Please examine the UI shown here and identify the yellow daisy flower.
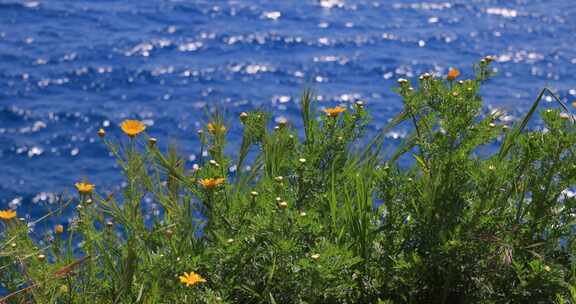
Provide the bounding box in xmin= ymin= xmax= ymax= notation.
xmin=179 ymin=272 xmax=206 ymax=287
xmin=75 ymin=182 xmax=95 ymax=195
xmin=199 ymin=178 xmax=226 ymax=190
xmin=447 ymin=68 xmax=460 ymax=81
xmin=323 ymin=106 xmax=346 ymax=118
xmin=120 ymin=120 xmax=146 ymax=138
xmin=0 ymin=210 xmax=16 ymax=221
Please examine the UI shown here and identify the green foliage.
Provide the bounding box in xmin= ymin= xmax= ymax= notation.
xmin=1 ymin=60 xmax=576 ymax=303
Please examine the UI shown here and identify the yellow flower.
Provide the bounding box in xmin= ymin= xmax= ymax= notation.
xmin=447 ymin=68 xmax=460 ymax=81
xmin=323 ymin=106 xmax=346 ymax=118
xmin=179 ymin=272 xmax=206 ymax=287
xmin=207 ymin=122 xmax=226 ymax=134
xmin=199 ymin=177 xmax=226 ymax=189
xmin=0 ymin=210 xmax=16 ymax=220
xmin=120 ymin=120 xmax=146 ymax=138
xmin=75 ymin=182 xmax=95 ymax=195
xmin=97 ymin=128 xmax=106 ymax=138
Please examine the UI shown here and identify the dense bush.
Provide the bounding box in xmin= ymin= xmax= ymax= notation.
xmin=1 ymin=60 xmax=576 ymax=303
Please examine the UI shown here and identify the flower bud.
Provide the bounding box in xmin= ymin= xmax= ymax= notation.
xmin=148 ymin=137 xmax=157 ymax=147
xmin=239 ymin=112 xmax=248 ymax=123
xmin=54 ymin=224 xmax=64 ymax=234
xmin=277 ymin=118 xmax=288 ymax=128
xmin=165 ymin=229 xmax=174 ymax=239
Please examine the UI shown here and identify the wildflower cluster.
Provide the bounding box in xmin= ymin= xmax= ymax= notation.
xmin=1 ymin=60 xmax=576 ymax=303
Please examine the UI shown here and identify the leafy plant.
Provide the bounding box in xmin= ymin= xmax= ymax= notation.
xmin=1 ymin=59 xmax=575 ymax=304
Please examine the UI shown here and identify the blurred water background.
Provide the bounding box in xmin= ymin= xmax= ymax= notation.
xmin=1 ymin=0 xmax=575 ymax=229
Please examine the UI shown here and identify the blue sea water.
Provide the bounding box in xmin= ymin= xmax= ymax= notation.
xmin=0 ymin=0 xmax=575 ymax=228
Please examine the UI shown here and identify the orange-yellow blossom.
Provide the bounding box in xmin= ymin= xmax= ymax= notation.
xmin=120 ymin=120 xmax=146 ymax=138
xmin=323 ymin=106 xmax=346 ymax=118
xmin=179 ymin=272 xmax=206 ymax=287
xmin=199 ymin=177 xmax=225 ymax=189
xmin=0 ymin=210 xmax=16 ymax=220
xmin=75 ymin=182 xmax=95 ymax=195
xmin=447 ymin=68 xmax=460 ymax=81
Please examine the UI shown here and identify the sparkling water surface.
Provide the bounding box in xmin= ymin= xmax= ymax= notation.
xmin=1 ymin=0 xmax=575 ymax=228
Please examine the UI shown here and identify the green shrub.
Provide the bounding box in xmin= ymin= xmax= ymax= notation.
xmin=1 ymin=59 xmax=576 ymax=303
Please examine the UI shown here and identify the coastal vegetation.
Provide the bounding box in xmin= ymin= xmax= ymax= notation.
xmin=1 ymin=59 xmax=576 ymax=303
